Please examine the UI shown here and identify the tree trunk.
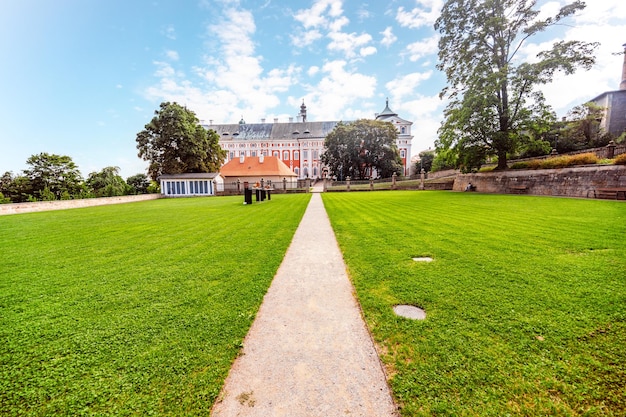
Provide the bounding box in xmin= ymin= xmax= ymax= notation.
xmin=496 ymin=149 xmax=508 ymax=170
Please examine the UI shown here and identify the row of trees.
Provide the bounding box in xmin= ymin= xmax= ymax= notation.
xmin=426 ymin=101 xmax=621 ymax=173
xmin=433 ymin=0 xmax=601 ymax=173
xmin=0 ymin=153 xmax=155 ymax=204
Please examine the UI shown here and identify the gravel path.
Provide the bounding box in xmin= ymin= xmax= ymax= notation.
xmin=211 ymin=192 xmax=397 ymax=417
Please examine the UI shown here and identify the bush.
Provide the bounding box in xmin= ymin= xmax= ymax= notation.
xmin=614 ymin=153 xmax=626 ymax=165
xmin=560 ymin=152 xmax=598 ymax=166
xmin=510 ymin=153 xmax=598 ymax=170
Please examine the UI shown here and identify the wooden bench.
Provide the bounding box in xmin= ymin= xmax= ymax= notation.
xmin=595 ymin=188 xmax=626 ymax=200
xmin=509 ymin=185 xmax=528 ymax=194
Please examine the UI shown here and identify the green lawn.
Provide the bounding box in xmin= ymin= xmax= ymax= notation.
xmin=0 ymin=194 xmax=310 ymax=416
xmin=322 ymin=191 xmax=626 ymax=417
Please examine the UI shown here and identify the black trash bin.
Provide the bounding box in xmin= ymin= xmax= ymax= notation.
xmin=244 ymin=188 xmax=252 ymax=204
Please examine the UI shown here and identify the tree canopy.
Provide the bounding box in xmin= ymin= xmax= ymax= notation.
xmin=1 ymin=156 xmax=152 ymax=203
xmin=321 ymin=119 xmax=402 ymax=180
xmin=136 ymin=102 xmax=226 ymax=180
xmin=434 ymin=0 xmax=598 ymax=172
xmin=23 ymin=153 xmax=84 ymax=200
xmin=86 ymin=166 xmax=131 ymax=197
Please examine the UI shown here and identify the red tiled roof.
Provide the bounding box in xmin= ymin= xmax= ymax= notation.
xmin=219 ymin=156 xmax=297 ymax=177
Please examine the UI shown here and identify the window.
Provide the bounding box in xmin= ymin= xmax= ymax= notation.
xmin=251 ymin=150 xmax=257 ymax=157
xmin=313 ymin=166 xmax=318 ymax=177
xmin=313 ymin=150 xmax=319 ymax=159
xmin=401 ymin=126 xmax=406 ymax=134
xmin=273 ymin=151 xmax=279 ymax=157
xmin=295 ymin=167 xmax=300 ymax=176
xmin=303 ymin=150 xmax=308 ymax=159
xmin=283 ymin=150 xmax=289 ymax=160
xmin=294 ymin=151 xmax=299 ymax=160
xmin=400 ymin=149 xmax=406 ymax=158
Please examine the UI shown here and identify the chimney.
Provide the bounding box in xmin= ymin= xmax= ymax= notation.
xmin=621 ymin=43 xmax=626 ymax=90
xmin=261 ymin=118 xmax=266 ymax=123
xmin=209 ymin=120 xmax=213 ymax=125
xmin=239 ymin=154 xmax=245 ymax=163
xmin=274 ymin=118 xmax=278 ymax=123
xmin=259 ymin=154 xmax=264 ymax=163
xmin=289 ymin=117 xmax=293 ymax=122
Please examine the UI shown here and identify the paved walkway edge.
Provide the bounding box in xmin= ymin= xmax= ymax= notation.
xmin=211 ymin=193 xmax=397 ymax=417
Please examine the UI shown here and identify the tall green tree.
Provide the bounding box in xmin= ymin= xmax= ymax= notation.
xmin=435 ymin=0 xmax=598 ymax=171
xmin=416 ymin=149 xmax=435 ymax=173
xmin=557 ymin=102 xmax=611 ymax=152
xmin=126 ymin=173 xmax=151 ymax=194
xmin=136 ymin=102 xmax=226 ymax=180
xmin=23 ymin=153 xmax=84 ymax=200
xmin=86 ymin=166 xmax=130 ymax=197
xmin=321 ymin=119 xmax=402 ymax=180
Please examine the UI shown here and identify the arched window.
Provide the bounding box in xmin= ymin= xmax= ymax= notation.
xmin=294 ymin=151 xmax=300 ymax=160
xmin=401 ymin=126 xmax=406 ymax=134
xmin=283 ymin=150 xmax=289 ymax=160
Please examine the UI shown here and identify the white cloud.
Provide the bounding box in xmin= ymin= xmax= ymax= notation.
xmin=165 ymin=50 xmax=179 ymax=61
xmin=405 ymin=35 xmax=439 ymax=62
xmin=162 ymin=24 xmax=176 ymax=40
xmin=145 ymin=4 xmax=301 ymax=124
xmin=380 ymin=26 xmax=397 ymax=47
xmin=396 ymin=0 xmax=444 ymax=29
xmin=327 ymin=31 xmax=373 ymax=58
xmin=293 ymin=0 xmax=343 ymax=29
xmin=385 ymin=71 xmax=433 ymax=101
xmin=291 ymin=29 xmax=323 ymax=47
xmin=360 ymin=46 xmax=377 ymax=57
xmin=292 ymin=0 xmax=375 ymax=61
xmin=301 ymin=60 xmax=377 ymax=120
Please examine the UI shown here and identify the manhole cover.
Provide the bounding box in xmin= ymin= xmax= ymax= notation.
xmin=393 ymin=305 xmax=426 ymax=320
xmin=412 ymin=257 xmax=433 ymax=262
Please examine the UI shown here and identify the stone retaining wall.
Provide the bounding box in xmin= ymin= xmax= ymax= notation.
xmin=0 ymin=194 xmax=162 ymax=216
xmin=454 ymin=165 xmax=626 ymax=198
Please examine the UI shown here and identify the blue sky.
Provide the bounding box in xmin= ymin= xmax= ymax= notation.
xmin=1 ymin=0 xmax=625 ymax=178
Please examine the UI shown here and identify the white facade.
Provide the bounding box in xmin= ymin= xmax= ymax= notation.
xmin=158 ymin=173 xmax=224 ymax=197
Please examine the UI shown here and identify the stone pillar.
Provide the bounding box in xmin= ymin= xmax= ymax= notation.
xmin=369 ymin=178 xmax=374 ymax=191
xmin=237 ymin=178 xmax=241 ymax=193
xmin=323 ymin=177 xmax=328 ymax=192
xmin=346 ymin=176 xmax=351 ymax=192
xmin=392 ymin=172 xmax=397 ymax=190
xmin=419 ymin=169 xmax=425 ymax=190
xmin=283 ymin=177 xmax=287 ymax=191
